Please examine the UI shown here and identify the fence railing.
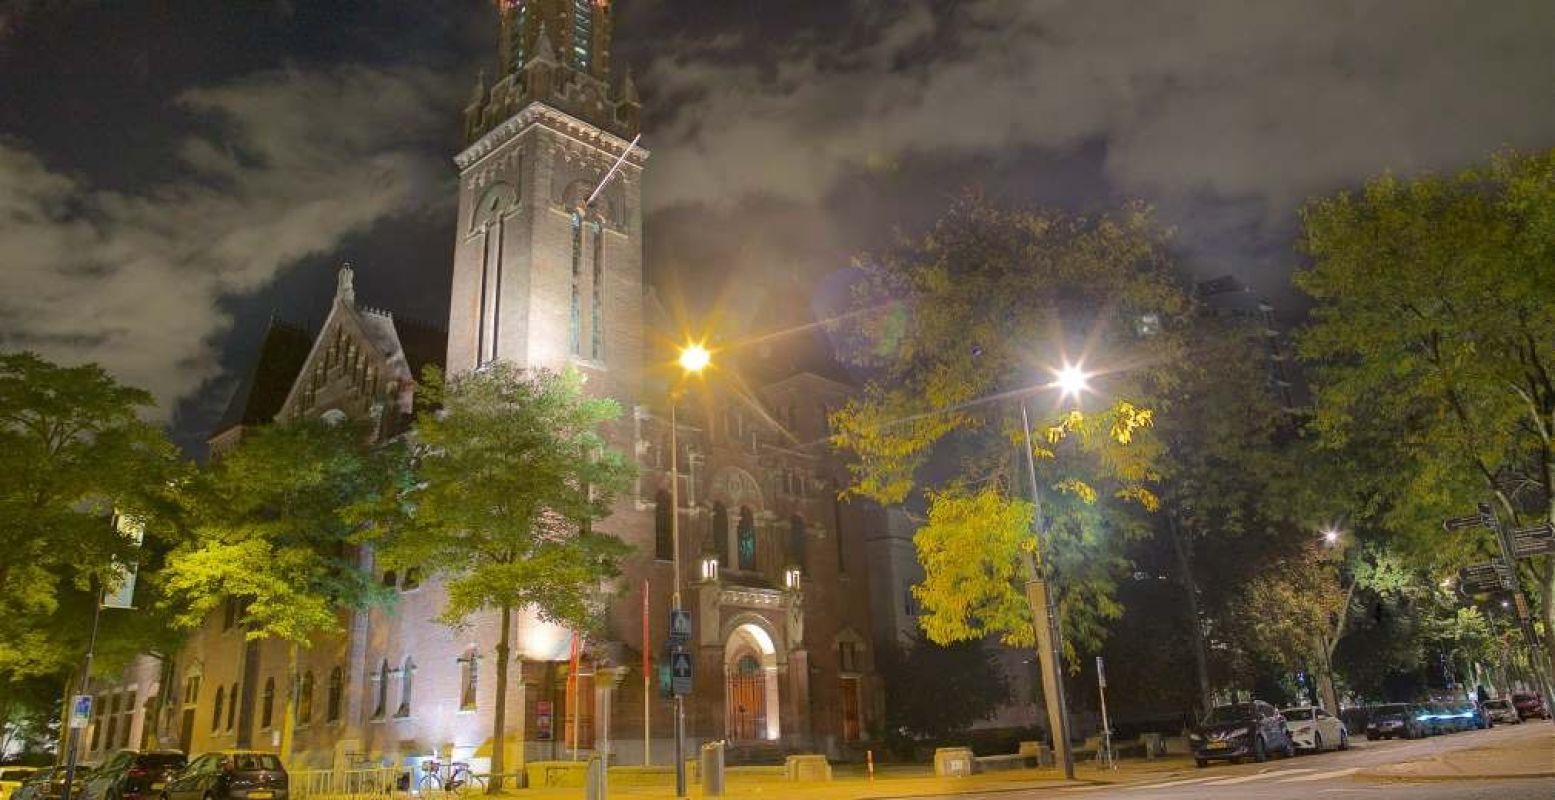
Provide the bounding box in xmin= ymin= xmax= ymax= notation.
xmin=290 ymin=766 xmax=405 ymax=800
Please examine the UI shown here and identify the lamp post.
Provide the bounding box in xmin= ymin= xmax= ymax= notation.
xmin=669 ymin=343 xmax=709 ymax=799
xmin=1016 ymin=360 xmax=1088 ymax=781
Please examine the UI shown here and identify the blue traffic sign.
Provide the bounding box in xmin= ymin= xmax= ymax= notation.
xmin=670 ymin=648 xmax=694 ymax=696
xmin=668 ymin=609 xmax=693 ymax=643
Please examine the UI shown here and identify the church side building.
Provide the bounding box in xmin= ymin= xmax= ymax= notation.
xmin=80 ymin=0 xmax=881 ymax=774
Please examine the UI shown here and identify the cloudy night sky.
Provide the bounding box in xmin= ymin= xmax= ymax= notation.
xmin=2 ymin=0 xmax=1553 ymax=449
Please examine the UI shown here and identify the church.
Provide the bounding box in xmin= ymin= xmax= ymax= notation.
xmin=80 ymin=0 xmax=884 ymax=775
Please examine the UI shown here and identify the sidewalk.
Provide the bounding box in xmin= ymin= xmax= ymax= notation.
xmin=499 ymin=755 xmax=1195 ymax=799
xmin=1359 ymin=725 xmax=1555 ymax=782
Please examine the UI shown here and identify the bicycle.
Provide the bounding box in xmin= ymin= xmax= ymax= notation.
xmin=415 ymin=760 xmax=485 ymax=796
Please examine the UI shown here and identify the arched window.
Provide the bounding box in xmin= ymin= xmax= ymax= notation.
xmin=654 ymin=490 xmax=673 ymax=561
xmin=227 ymin=682 xmax=238 ymax=730
xmin=326 ymin=667 xmax=343 ymax=723
xmin=570 ymin=212 xmax=583 ymax=356
xmin=261 ymin=678 xmax=275 ymax=729
xmin=211 ymin=686 xmax=225 ymax=732
xmin=396 ymin=658 xmax=414 ymax=718
xmin=712 ymin=503 xmax=730 ymax=565
xmin=571 ymin=0 xmax=595 ymax=71
xmin=372 ymin=660 xmax=389 ymax=719
xmin=382 ymin=570 xmax=397 ymax=587
xmin=590 ymin=220 xmax=604 ymax=360
xmin=401 ymin=567 xmax=421 ymax=591
xmin=789 ymin=515 xmax=806 ymax=568
xmin=737 ymin=507 xmax=756 ymax=571
xmin=460 ymin=650 xmax=479 ymax=710
xmin=298 ymin=671 xmax=314 ymax=724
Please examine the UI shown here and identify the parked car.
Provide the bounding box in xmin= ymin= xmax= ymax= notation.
xmin=1279 ymin=705 xmax=1348 ymax=752
xmin=9 ymin=770 xmax=53 ymax=800
xmin=1365 ymin=703 xmax=1426 ymax=740
xmin=2 ymin=769 xmax=41 ymax=800
xmin=1189 ymin=701 xmax=1295 ymax=767
xmin=1418 ymin=702 xmax=1456 ymax=735
xmin=1484 ymin=698 xmax=1522 ymax=725
xmin=83 ymin=751 xmax=186 ymax=800
xmin=1511 ymin=692 xmax=1550 ymax=720
xmin=161 ymin=752 xmax=286 ymax=800
xmin=1454 ymin=701 xmax=1490 ymax=730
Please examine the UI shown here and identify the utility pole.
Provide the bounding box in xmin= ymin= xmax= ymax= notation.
xmin=59 ymin=597 xmax=104 ymax=800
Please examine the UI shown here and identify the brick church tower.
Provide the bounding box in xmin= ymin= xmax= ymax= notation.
xmin=447 ymin=0 xmax=645 ymax=402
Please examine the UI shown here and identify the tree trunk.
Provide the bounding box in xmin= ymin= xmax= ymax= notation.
xmin=1168 ymin=515 xmax=1212 ymax=715
xmin=489 ymin=604 xmax=512 ymax=794
xmin=1541 ymin=566 xmax=1555 ymax=689
xmin=279 ymin=642 xmax=299 ymax=767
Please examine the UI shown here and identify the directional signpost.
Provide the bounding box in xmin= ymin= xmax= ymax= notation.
xmin=1444 ymin=503 xmax=1555 ymax=727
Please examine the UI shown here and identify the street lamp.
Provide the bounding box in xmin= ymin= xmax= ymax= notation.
xmin=668 ymin=342 xmax=708 ymax=799
xmin=1322 ymin=528 xmax=1341 ymax=546
xmin=1018 ymin=360 xmax=1093 ymax=782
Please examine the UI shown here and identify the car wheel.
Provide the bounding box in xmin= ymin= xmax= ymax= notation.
xmin=1253 ymin=736 xmax=1268 ymax=763
xmin=1338 ymin=729 xmax=1349 ymax=751
xmin=1312 ymin=732 xmax=1323 ymax=753
xmin=1194 ymin=759 xmax=1208 ymax=769
xmin=1282 ymin=738 xmax=1295 ymax=759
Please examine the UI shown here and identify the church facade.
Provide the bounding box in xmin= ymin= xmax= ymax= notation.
xmin=81 ymin=0 xmax=883 ymax=774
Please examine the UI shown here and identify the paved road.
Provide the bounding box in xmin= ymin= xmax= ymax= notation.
xmin=920 ymin=723 xmax=1552 ymax=800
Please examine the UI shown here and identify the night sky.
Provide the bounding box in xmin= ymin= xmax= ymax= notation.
xmin=2 ymin=1 xmax=1553 ymax=450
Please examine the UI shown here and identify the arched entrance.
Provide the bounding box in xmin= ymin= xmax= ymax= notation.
xmin=724 ymin=622 xmax=781 ymax=742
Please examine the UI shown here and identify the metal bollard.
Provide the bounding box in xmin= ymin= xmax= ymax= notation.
xmin=700 ymin=740 xmax=726 ymax=797
xmin=584 ymin=754 xmax=608 ymax=800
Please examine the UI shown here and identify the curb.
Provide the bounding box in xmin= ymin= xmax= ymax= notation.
xmin=1358 ymin=769 xmax=1555 ymax=783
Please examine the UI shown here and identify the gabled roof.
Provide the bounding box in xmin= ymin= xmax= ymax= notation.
xmin=213 ymin=319 xmax=313 ymax=435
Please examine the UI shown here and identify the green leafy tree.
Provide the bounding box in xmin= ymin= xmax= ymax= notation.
xmin=875 ymin=632 xmax=1009 ymax=748
xmin=162 ymin=418 xmax=405 ymax=761
xmin=0 ymin=352 xmax=180 ymax=743
xmin=380 ymin=364 xmax=633 ymax=791
xmin=1296 ymin=150 xmax=1555 ymax=671
xmin=832 ymin=194 xmax=1191 ymax=662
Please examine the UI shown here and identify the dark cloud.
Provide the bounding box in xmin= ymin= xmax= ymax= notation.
xmin=0 ymin=65 xmax=456 ymax=416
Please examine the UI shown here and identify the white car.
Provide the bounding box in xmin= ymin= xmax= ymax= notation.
xmin=1484 ymin=698 xmax=1521 ymax=725
xmin=1280 ymin=705 xmax=1348 ymax=752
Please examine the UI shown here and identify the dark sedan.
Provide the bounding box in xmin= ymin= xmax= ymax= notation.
xmin=1189 ymin=701 xmax=1295 ymax=767
xmin=161 ymin=753 xmax=285 ymax=800
xmin=82 ymin=751 xmax=186 ymax=800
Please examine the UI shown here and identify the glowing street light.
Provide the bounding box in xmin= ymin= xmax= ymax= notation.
xmin=1052 ymin=361 xmax=1092 ymax=400
xmin=1322 ymin=528 xmax=1341 ymax=546
xmin=678 ymin=343 xmax=710 ymax=374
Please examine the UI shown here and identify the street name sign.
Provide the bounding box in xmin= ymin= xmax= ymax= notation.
xmin=670 ymin=647 xmax=694 ymax=696
xmin=1458 ymin=562 xmax=1513 ymax=593
xmin=1443 ymin=514 xmax=1486 ymax=531
xmin=1510 ymin=523 xmax=1554 ymax=559
xmin=668 ymin=609 xmax=693 ymax=644
xmin=69 ymin=695 xmax=92 ymax=729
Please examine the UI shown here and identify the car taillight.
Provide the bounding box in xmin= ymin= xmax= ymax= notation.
xmin=127 ymin=770 xmax=147 ymax=779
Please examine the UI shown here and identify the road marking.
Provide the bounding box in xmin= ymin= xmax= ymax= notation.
xmin=1126 ymin=776 xmax=1225 ymax=789
xmin=1200 ymin=767 xmax=1315 ymax=785
xmin=1278 ymin=767 xmax=1359 ymax=783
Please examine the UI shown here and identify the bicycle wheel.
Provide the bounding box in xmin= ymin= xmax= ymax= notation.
xmin=416 ymin=773 xmax=442 ymax=795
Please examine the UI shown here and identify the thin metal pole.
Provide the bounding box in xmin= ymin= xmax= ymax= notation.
xmin=1096 ymin=659 xmax=1115 ymax=771
xmin=1021 ymin=400 xmax=1075 ymax=780
xmin=1481 ymin=504 xmax=1555 ymax=727
xmin=60 ymin=595 xmax=104 ymax=800
xmin=643 ymin=579 xmax=651 ymax=766
xmin=670 ymin=395 xmax=687 ymax=799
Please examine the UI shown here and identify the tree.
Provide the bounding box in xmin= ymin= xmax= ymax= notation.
xmin=161 ymin=418 xmax=405 ymax=761
xmin=831 ymin=194 xmax=1191 ymax=661
xmin=875 ymin=632 xmax=1009 ymax=748
xmin=1296 ymin=150 xmax=1555 ymax=672
xmin=380 ymin=364 xmax=633 ymax=792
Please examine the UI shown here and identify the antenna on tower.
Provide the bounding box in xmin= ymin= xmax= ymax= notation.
xmin=583 ymin=132 xmax=642 ymax=212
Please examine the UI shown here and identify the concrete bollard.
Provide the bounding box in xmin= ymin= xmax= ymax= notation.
xmin=584 ymin=754 xmax=608 ymax=800
xmin=933 ymin=747 xmax=975 ymax=777
xmin=700 ymin=741 xmax=726 ymax=797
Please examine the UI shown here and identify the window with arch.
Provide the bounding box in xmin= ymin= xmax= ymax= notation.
xmin=396 ymin=658 xmax=414 ymax=717
xmin=590 ymin=220 xmax=604 ymax=360
xmin=737 ymin=507 xmax=756 ymax=571
xmin=459 ymin=649 xmax=479 ymax=711
xmin=788 ymin=515 xmax=806 ymax=568
xmin=372 ymin=660 xmax=389 ymax=720
xmin=211 ymin=686 xmax=225 ymax=732
xmin=261 ymin=678 xmax=275 ymax=729
xmin=712 ymin=502 xmax=730 ymax=565
xmin=326 ymin=667 xmax=343 ymax=723
xmin=654 ymin=490 xmax=673 ymax=561
xmin=569 ymin=213 xmax=583 ymax=356
xmin=382 ymin=570 xmax=397 ymax=587
xmin=571 ymin=0 xmax=594 ymax=71
xmin=401 ymin=567 xmax=421 ymax=592
xmin=227 ymin=682 xmax=238 ymax=730
xmin=297 ymin=671 xmax=314 ymax=725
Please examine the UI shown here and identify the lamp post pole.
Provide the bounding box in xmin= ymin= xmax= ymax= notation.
xmin=669 ymin=392 xmax=687 ymax=799
xmin=1020 ymin=399 xmax=1075 ymax=780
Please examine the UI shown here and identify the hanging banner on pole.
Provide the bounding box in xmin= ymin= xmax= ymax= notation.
xmin=102 ymin=512 xmax=145 ymax=609
xmin=1096 ymin=656 xmax=1107 ymax=689
xmin=69 ymin=695 xmax=93 ymax=729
